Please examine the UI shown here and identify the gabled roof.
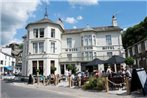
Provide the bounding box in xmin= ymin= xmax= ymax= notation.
xmin=64 ymin=26 xmax=122 ymax=34
xmin=26 ymin=18 xmax=64 ymax=31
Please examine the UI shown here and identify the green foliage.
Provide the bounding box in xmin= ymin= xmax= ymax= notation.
xmin=125 ymin=57 xmax=134 ymax=66
xmin=51 ymin=66 xmax=57 ymax=74
xmin=66 ymin=64 xmax=78 ymax=75
xmin=19 ymin=43 xmax=23 ymax=49
xmin=122 ymin=17 xmax=147 ymax=49
xmin=72 ymin=66 xmax=78 ymax=75
xmin=67 ymin=64 xmax=73 ymax=71
xmin=82 ymin=77 xmax=105 ymax=91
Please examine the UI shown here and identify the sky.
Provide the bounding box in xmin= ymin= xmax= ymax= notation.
xmin=1 ymin=0 xmax=147 ymax=46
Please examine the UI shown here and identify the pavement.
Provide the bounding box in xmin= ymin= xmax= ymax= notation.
xmin=9 ymin=80 xmax=146 ymax=98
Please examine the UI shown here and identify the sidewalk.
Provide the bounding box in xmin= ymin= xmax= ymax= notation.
xmin=11 ymin=81 xmax=141 ymax=98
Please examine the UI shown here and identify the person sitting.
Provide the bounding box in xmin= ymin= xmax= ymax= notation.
xmin=118 ymin=65 xmax=125 ymax=77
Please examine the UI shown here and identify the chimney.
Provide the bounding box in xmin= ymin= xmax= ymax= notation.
xmin=112 ymin=15 xmax=118 ymax=26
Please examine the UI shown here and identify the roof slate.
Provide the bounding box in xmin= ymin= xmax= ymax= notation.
xmin=64 ymin=26 xmax=122 ymax=34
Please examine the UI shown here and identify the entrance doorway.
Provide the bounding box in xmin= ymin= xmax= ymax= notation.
xmin=39 ymin=61 xmax=43 ymax=75
xmin=32 ymin=61 xmax=37 ymax=75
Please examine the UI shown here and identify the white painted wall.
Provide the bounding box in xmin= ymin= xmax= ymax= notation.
xmin=0 ymin=49 xmax=16 ymax=74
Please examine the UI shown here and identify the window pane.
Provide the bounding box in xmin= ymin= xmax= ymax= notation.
xmin=39 ymin=42 xmax=44 ymax=53
xmin=33 ymin=29 xmax=38 ymax=38
xmin=67 ymin=54 xmax=72 ymax=61
xmin=51 ymin=42 xmax=55 ymax=53
xmin=51 ymin=28 xmax=55 ymax=38
xmin=106 ymin=35 xmax=112 ymax=45
xmin=107 ymin=52 xmax=112 ymax=58
xmin=81 ymin=36 xmax=83 ymax=46
xmin=33 ymin=43 xmax=38 ymax=54
xmin=89 ymin=35 xmax=92 ymax=45
xmin=93 ymin=36 xmax=96 ymax=45
xmin=40 ymin=28 xmax=44 ymax=38
xmin=67 ymin=38 xmax=72 ymax=48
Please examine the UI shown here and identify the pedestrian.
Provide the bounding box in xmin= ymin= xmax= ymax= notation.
xmin=125 ymin=66 xmax=132 ymax=78
xmin=106 ymin=66 xmax=112 ymax=77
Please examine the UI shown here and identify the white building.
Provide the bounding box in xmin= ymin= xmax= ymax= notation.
xmin=22 ymin=13 xmax=124 ymax=76
xmin=0 ymin=48 xmax=16 ymax=74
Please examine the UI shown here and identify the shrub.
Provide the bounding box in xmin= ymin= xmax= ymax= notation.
xmin=67 ymin=64 xmax=73 ymax=71
xmin=51 ymin=66 xmax=56 ymax=74
xmin=82 ymin=77 xmax=105 ymax=91
xmin=125 ymin=57 xmax=134 ymax=66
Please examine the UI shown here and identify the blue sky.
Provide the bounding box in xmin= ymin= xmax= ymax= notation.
xmin=1 ymin=0 xmax=147 ymax=46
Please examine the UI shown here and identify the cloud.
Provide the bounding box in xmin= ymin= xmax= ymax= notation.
xmin=0 ymin=0 xmax=48 ymax=46
xmin=73 ymin=26 xmax=77 ymax=29
xmin=77 ymin=16 xmax=83 ymax=20
xmin=68 ymin=0 xmax=99 ymax=6
xmin=64 ymin=15 xmax=83 ymax=24
xmin=65 ymin=17 xmax=77 ymax=24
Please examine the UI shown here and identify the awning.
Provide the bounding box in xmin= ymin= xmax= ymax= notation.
xmin=4 ymin=66 xmax=13 ymax=70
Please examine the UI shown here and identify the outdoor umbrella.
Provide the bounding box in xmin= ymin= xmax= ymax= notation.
xmin=105 ymin=55 xmax=125 ymax=64
xmin=85 ymin=58 xmax=105 ymax=66
xmin=105 ymin=55 xmax=125 ymax=72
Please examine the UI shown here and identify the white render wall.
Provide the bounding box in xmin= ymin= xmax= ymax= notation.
xmin=61 ymin=31 xmax=123 ymax=60
xmin=22 ymin=18 xmax=124 ymax=76
xmin=0 ymin=49 xmax=16 ymax=74
xmin=22 ymin=23 xmax=62 ymax=76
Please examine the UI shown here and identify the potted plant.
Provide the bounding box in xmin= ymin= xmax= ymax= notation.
xmin=125 ymin=57 xmax=134 ymax=67
xmin=51 ymin=66 xmax=57 ymax=74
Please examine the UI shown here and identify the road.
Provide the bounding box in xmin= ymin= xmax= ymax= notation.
xmin=1 ymin=80 xmax=76 ymax=98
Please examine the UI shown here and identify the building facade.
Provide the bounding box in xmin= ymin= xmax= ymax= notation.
xmin=22 ymin=15 xmax=124 ymax=76
xmin=0 ymin=48 xmax=16 ymax=74
xmin=126 ymin=38 xmax=147 ymax=71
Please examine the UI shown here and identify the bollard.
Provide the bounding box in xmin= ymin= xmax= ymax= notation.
xmin=37 ymin=72 xmax=40 ymax=84
xmin=78 ymin=77 xmax=81 ymax=87
xmin=105 ymin=77 xmax=109 ymax=92
xmin=126 ymin=77 xmax=131 ymax=95
xmin=68 ymin=76 xmax=72 ymax=87
xmin=43 ymin=76 xmax=45 ymax=85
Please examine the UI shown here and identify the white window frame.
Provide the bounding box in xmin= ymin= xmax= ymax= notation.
xmin=39 ymin=42 xmax=44 ymax=53
xmin=67 ymin=38 xmax=72 ymax=48
xmin=40 ymin=28 xmax=44 ymax=38
xmin=51 ymin=28 xmax=55 ymax=38
xmin=106 ymin=35 xmax=112 ymax=45
xmin=51 ymin=42 xmax=55 ymax=53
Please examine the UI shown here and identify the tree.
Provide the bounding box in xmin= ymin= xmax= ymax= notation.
xmin=122 ymin=17 xmax=147 ymax=49
xmin=66 ymin=64 xmax=73 ymax=71
xmin=125 ymin=57 xmax=134 ymax=66
xmin=51 ymin=66 xmax=56 ymax=74
xmin=19 ymin=43 xmax=23 ymax=49
xmin=67 ymin=64 xmax=78 ymax=75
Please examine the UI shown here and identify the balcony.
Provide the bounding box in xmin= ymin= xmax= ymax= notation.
xmin=62 ymin=45 xmax=123 ymax=53
xmin=59 ymin=56 xmax=109 ymax=62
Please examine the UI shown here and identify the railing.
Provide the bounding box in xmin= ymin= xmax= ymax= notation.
xmin=59 ymin=56 xmax=109 ymax=62
xmin=62 ymin=45 xmax=123 ymax=53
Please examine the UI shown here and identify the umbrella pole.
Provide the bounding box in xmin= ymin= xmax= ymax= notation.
xmin=114 ymin=64 xmax=117 ymax=73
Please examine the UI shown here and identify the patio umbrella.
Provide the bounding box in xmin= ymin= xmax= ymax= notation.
xmin=105 ymin=55 xmax=125 ymax=72
xmin=105 ymin=55 xmax=125 ymax=64
xmin=85 ymin=58 xmax=105 ymax=66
